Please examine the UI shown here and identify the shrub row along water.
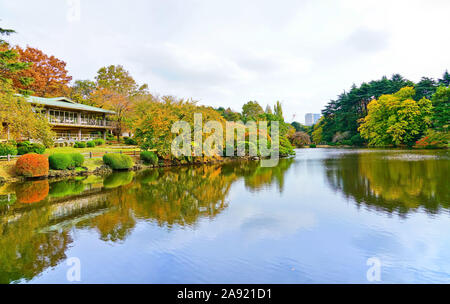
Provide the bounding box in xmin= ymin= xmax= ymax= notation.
xmin=48 ymin=153 xmax=84 ymax=170
xmin=102 ymin=153 xmax=134 ymax=170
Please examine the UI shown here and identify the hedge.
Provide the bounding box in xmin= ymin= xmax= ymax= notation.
xmin=49 ymin=153 xmax=84 ymax=170
xmin=86 ymin=141 xmax=95 ymax=147
xmin=15 ymin=153 xmax=49 ymax=177
xmin=49 ymin=153 xmax=72 ymax=170
xmin=74 ymin=141 xmax=86 ymax=148
xmin=103 ymin=153 xmax=133 ymax=170
xmin=70 ymin=153 xmax=84 ymax=167
xmin=94 ymin=138 xmax=105 ymax=146
xmin=140 ymin=151 xmax=158 ymax=165
xmin=0 ymin=143 xmax=18 ymax=156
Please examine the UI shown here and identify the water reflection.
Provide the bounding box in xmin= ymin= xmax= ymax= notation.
xmin=324 ymin=150 xmax=449 ymax=215
xmin=0 ymin=159 xmax=293 ymax=283
xmin=0 ymin=151 xmax=448 ymax=283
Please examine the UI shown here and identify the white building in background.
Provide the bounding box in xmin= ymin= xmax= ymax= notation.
xmin=305 ymin=113 xmax=321 ymax=126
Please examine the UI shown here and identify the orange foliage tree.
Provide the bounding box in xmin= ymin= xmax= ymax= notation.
xmin=15 ymin=153 xmax=49 ymax=177
xmin=9 ymin=46 xmax=72 ymax=97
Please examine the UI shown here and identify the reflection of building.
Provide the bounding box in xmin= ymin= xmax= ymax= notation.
xmin=305 ymin=113 xmax=321 ymax=126
xmin=10 ymin=95 xmax=115 ymax=143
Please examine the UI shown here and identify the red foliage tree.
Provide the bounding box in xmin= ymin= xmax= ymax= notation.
xmin=10 ymin=46 xmax=72 ymax=97
xmin=15 ymin=153 xmax=49 ymax=177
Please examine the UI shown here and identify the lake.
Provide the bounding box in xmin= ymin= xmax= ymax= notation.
xmin=0 ymin=148 xmax=449 ymax=283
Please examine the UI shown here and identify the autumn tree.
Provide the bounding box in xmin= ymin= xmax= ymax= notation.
xmin=358 ymin=87 xmax=433 ymax=147
xmin=92 ymin=65 xmax=149 ymax=140
xmin=242 ymin=101 xmax=264 ymax=122
xmin=95 ymin=65 xmax=148 ymax=97
xmin=0 ymin=92 xmax=54 ymax=146
xmin=90 ymin=88 xmax=134 ymax=140
xmin=8 ymin=46 xmax=72 ymax=97
xmin=288 ymin=131 xmax=311 ymax=147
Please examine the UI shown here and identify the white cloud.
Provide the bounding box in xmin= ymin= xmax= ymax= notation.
xmin=1 ymin=0 xmax=449 ymax=123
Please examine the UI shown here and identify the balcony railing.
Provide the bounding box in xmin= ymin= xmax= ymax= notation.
xmin=49 ymin=117 xmax=113 ymax=127
xmin=53 ymin=133 xmax=103 ymax=142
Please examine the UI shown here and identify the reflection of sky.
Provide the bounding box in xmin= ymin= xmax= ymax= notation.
xmin=27 ymin=149 xmax=450 ymax=283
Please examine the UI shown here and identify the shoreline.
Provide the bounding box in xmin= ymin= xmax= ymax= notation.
xmin=0 ymin=155 xmax=266 ymax=184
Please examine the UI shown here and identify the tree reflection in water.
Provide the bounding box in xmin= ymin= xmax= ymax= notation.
xmin=324 ymin=151 xmax=449 ymax=215
xmin=0 ymin=159 xmax=293 ymax=283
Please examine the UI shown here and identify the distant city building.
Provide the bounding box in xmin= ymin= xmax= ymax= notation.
xmin=305 ymin=113 xmax=321 ymax=126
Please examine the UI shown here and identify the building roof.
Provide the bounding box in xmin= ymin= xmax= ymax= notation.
xmin=16 ymin=94 xmax=115 ymax=114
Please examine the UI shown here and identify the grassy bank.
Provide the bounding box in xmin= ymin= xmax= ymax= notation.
xmin=0 ymin=145 xmax=141 ymax=182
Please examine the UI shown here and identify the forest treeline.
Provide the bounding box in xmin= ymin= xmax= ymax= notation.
xmin=307 ymin=73 xmax=449 ymax=148
xmin=0 ymin=25 xmax=297 ymax=157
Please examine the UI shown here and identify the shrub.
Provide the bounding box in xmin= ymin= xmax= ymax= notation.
xmin=16 ymin=141 xmax=45 ymax=155
xmin=94 ymin=138 xmax=105 ymax=146
xmin=74 ymin=141 xmax=86 ymax=148
xmin=140 ymin=151 xmax=158 ymax=165
xmin=86 ymin=141 xmax=96 ymax=147
xmin=288 ymin=131 xmax=311 ymax=147
xmin=340 ymin=139 xmax=352 ymax=146
xmin=70 ymin=153 xmax=84 ymax=167
xmin=103 ymin=153 xmax=133 ymax=170
xmin=49 ymin=153 xmax=72 ymax=170
xmin=415 ymin=130 xmax=449 ymax=148
xmin=350 ymin=134 xmax=365 ymax=146
xmin=309 ymin=144 xmax=316 ymax=148
xmin=0 ymin=143 xmax=18 ymax=156
xmin=15 ymin=153 xmax=49 ymax=177
xmin=124 ymin=137 xmax=138 ymax=145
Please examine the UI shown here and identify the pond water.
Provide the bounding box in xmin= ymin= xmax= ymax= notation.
xmin=0 ymin=148 xmax=449 ymax=283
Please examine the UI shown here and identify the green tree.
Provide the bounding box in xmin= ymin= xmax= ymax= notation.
xmin=242 ymin=101 xmax=263 ymax=122
xmin=415 ymin=77 xmax=437 ymax=100
xmin=358 ymin=87 xmax=433 ymax=147
xmin=69 ymin=79 xmax=97 ymax=105
xmin=438 ymin=70 xmax=450 ymax=87
xmin=431 ymin=86 xmax=450 ymax=131
xmin=274 ymin=101 xmax=283 ymax=120
xmin=0 ymin=26 xmax=32 ymax=93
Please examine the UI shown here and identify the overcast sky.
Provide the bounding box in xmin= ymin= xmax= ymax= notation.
xmin=1 ymin=0 xmax=449 ymax=123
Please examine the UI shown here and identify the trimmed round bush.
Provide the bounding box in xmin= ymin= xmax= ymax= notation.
xmin=74 ymin=141 xmax=87 ymax=148
xmin=0 ymin=143 xmax=18 ymax=156
xmin=15 ymin=153 xmax=49 ymax=177
xmin=140 ymin=151 xmax=158 ymax=165
xmin=103 ymin=153 xmax=133 ymax=170
xmin=86 ymin=141 xmax=95 ymax=147
xmin=49 ymin=153 xmax=72 ymax=170
xmin=94 ymin=138 xmax=105 ymax=146
xmin=70 ymin=153 xmax=84 ymax=167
